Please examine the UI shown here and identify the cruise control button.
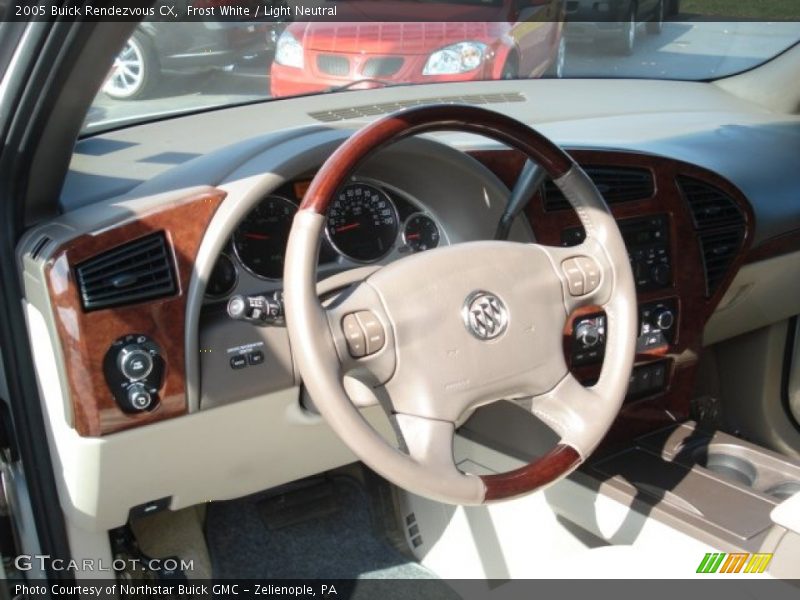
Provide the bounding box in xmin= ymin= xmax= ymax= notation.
xmin=230 ymin=355 xmax=247 ymax=370
xmin=342 ymin=314 xmax=367 ymax=358
xmin=576 ymin=256 xmax=602 ymax=293
xmin=561 ymin=258 xmax=585 ymax=296
xmin=356 ymin=311 xmax=386 ymax=355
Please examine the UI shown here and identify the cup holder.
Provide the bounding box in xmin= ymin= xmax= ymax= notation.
xmin=693 ymin=449 xmax=757 ymax=488
xmin=765 ymin=481 xmax=800 ymax=501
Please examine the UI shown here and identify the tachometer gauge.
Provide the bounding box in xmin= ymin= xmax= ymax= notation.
xmin=327 ymin=183 xmax=399 ymax=262
xmin=233 ymin=195 xmax=297 ymax=279
xmin=403 ymin=213 xmax=441 ymax=252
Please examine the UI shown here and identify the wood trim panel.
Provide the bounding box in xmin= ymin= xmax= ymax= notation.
xmin=469 ymin=148 xmax=755 ymax=439
xmin=45 ymin=189 xmax=225 ymax=436
xmin=481 ymin=444 xmax=581 ymax=501
xmin=745 ymin=230 xmax=800 ymax=264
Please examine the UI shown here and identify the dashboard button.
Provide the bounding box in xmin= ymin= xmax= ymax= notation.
xmin=126 ymin=383 xmax=153 ymax=411
xmin=118 ymin=346 xmax=154 ymax=381
xmin=230 ymin=355 xmax=248 ymax=370
xmin=248 ymin=351 xmax=265 ymax=366
xmin=651 ymin=363 xmax=667 ymax=388
xmin=342 ymin=314 xmax=367 ymax=358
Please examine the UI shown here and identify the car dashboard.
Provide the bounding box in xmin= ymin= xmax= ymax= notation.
xmin=15 ymin=78 xmax=800 ymax=529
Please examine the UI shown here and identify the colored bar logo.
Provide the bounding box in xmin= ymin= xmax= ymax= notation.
xmin=696 ymin=552 xmax=772 ymax=574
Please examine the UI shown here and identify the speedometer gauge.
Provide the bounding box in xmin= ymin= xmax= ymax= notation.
xmin=233 ymin=195 xmax=297 ymax=279
xmin=327 ymin=183 xmax=399 ymax=262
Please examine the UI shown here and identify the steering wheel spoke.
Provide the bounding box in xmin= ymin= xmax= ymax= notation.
xmin=323 ymin=278 xmax=397 ymax=387
xmin=395 ymin=414 xmax=459 ymax=473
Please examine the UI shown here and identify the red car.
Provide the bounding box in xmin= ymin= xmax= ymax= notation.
xmin=270 ymin=0 xmax=566 ymax=98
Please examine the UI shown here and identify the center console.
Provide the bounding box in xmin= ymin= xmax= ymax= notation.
xmin=563 ymin=214 xmax=672 ymax=292
xmin=566 ymin=214 xmax=679 ymax=404
xmin=587 ymin=421 xmax=800 ymax=549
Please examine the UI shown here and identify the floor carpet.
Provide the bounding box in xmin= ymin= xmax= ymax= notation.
xmin=206 ymin=475 xmax=460 ymax=598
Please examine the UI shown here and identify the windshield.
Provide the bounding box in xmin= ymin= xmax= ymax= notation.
xmin=84 ymin=2 xmax=800 ymax=134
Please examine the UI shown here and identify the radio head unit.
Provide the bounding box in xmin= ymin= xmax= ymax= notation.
xmin=561 ymin=214 xmax=672 ymax=292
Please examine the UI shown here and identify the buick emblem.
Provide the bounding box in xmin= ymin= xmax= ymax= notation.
xmin=463 ymin=291 xmax=508 ymax=341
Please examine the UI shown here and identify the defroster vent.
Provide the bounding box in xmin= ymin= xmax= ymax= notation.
xmin=75 ymin=232 xmax=177 ymax=311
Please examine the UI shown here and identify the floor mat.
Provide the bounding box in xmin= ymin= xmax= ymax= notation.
xmin=206 ymin=475 xmax=457 ymax=592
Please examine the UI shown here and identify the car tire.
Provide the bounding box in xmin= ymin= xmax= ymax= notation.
xmin=647 ymin=0 xmax=664 ymax=35
xmin=546 ymin=36 xmax=566 ymax=79
xmin=102 ymin=30 xmax=160 ymax=101
xmin=616 ymin=4 xmax=637 ymax=56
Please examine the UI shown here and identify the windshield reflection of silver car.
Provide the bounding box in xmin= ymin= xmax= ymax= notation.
xmin=564 ymin=0 xmax=676 ymax=55
xmin=103 ymin=22 xmax=268 ymax=100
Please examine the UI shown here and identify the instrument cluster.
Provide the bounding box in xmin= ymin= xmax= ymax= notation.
xmin=207 ymin=178 xmax=443 ymax=298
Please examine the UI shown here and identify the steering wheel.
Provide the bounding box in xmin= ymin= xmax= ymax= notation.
xmin=284 ymin=105 xmax=637 ymax=505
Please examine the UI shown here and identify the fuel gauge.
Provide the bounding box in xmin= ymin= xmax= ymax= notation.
xmin=403 ymin=213 xmax=441 ymax=253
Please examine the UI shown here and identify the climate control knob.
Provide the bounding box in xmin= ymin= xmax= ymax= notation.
xmin=125 ymin=383 xmax=153 ymax=412
xmin=655 ymin=308 xmax=675 ymax=330
xmin=576 ymin=322 xmax=601 ymax=348
xmin=118 ymin=345 xmax=154 ymax=381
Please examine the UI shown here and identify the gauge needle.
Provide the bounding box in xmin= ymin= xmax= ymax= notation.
xmin=336 ymin=223 xmax=361 ymax=233
xmin=405 ymin=233 xmax=421 ymax=240
xmin=244 ymin=232 xmax=270 ymax=240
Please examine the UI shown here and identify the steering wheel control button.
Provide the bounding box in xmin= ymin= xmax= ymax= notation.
xmin=230 ymin=355 xmax=248 ymax=370
xmin=248 ymin=351 xmax=265 ymax=366
xmin=118 ymin=346 xmax=154 ymax=381
xmin=342 ymin=314 xmax=367 ymax=358
xmin=463 ymin=291 xmax=508 ymax=341
xmin=563 ymin=256 xmax=603 ymax=296
xmin=576 ymin=256 xmax=602 ymax=293
xmin=561 ymin=258 xmax=585 ymax=296
xmin=355 ymin=311 xmax=386 ymax=355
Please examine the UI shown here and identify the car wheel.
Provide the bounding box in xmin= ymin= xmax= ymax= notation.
xmin=616 ymin=4 xmax=637 ymax=56
xmin=647 ymin=0 xmax=664 ymax=35
xmin=546 ymin=36 xmax=566 ymax=79
xmin=102 ymin=31 xmax=160 ymax=100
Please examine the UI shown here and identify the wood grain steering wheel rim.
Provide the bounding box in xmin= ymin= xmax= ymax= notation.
xmin=285 ymin=105 xmax=637 ymax=504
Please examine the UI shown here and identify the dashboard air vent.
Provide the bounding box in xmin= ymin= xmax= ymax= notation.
xmin=677 ymin=176 xmax=746 ymax=297
xmin=75 ymin=232 xmax=177 ymax=312
xmin=698 ymin=229 xmax=745 ymax=297
xmin=543 ymin=166 xmax=654 ymax=211
xmin=677 ymin=176 xmax=745 ymax=230
xmin=308 ymin=92 xmax=526 ymax=122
